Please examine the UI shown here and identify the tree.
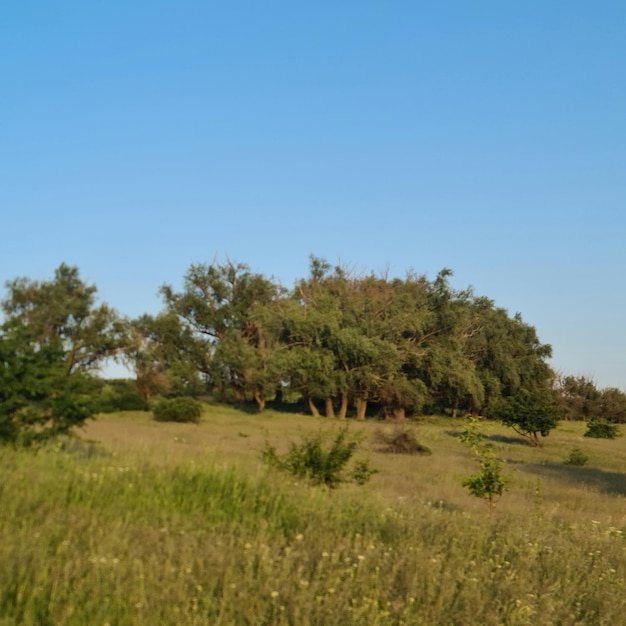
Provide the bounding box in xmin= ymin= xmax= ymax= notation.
xmin=466 ymin=300 xmax=554 ymax=411
xmin=161 ymin=260 xmax=286 ymax=410
xmin=460 ymin=418 xmax=508 ymax=510
xmin=596 ymin=387 xmax=626 ymax=424
xmin=0 ymin=264 xmax=125 ymax=444
xmin=487 ymin=388 xmax=562 ymax=446
xmin=0 ymin=319 xmax=95 ymax=445
xmin=125 ymin=313 xmax=206 ymax=401
xmin=555 ymin=375 xmax=601 ymax=421
xmin=2 ymin=263 xmax=127 ymax=374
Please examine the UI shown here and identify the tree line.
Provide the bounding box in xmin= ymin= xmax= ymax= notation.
xmin=1 ymin=259 xmax=625 ymax=445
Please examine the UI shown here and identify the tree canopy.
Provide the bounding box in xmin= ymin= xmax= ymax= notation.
xmin=154 ymin=256 xmax=556 ymax=420
xmin=0 ymin=265 xmax=126 ymax=445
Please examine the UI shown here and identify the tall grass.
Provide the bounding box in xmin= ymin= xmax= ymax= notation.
xmin=1 ymin=409 xmax=625 ymax=625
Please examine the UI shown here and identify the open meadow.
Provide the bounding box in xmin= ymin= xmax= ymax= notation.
xmin=1 ymin=407 xmax=625 ymax=625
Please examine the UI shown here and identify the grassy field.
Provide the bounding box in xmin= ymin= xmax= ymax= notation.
xmin=1 ymin=406 xmax=625 ymax=625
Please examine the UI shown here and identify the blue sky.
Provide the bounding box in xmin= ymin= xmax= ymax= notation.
xmin=2 ymin=1 xmax=625 ymax=388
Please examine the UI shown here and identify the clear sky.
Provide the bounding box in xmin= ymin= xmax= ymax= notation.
xmin=2 ymin=1 xmax=625 ymax=388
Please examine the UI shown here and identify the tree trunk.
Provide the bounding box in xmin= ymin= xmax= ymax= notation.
xmin=451 ymin=400 xmax=459 ymax=418
xmin=392 ymin=406 xmax=406 ymax=420
xmin=307 ymin=396 xmax=320 ymax=417
xmin=325 ymin=397 xmax=335 ymax=418
xmin=233 ymin=387 xmax=245 ymax=403
xmin=355 ymin=397 xmax=367 ymax=420
xmin=218 ymin=383 xmax=227 ymax=403
xmin=253 ymin=390 xmax=265 ymax=411
xmin=338 ymin=391 xmax=348 ymax=419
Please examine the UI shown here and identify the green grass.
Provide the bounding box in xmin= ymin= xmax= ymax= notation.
xmin=1 ymin=407 xmax=625 ymax=624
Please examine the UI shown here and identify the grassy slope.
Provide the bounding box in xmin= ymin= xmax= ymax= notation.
xmin=1 ymin=407 xmax=625 ymax=625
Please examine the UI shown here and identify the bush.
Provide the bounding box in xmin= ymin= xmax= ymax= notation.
xmin=374 ymin=426 xmax=432 ymax=455
xmin=584 ymin=419 xmax=621 ymax=439
xmin=262 ymin=427 xmax=375 ymax=488
xmin=563 ymin=448 xmax=589 ymax=466
xmin=152 ymin=397 xmax=203 ymax=423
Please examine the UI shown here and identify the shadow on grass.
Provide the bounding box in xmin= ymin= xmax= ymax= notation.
xmin=203 ymin=399 xmax=313 ymax=417
xmin=57 ymin=436 xmax=111 ymax=459
xmin=485 ymin=433 xmax=531 ymax=447
xmin=444 ymin=429 xmax=530 ymax=447
xmin=521 ymin=463 xmax=626 ymax=496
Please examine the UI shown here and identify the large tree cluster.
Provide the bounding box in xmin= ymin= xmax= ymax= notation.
xmin=132 ymin=257 xmax=556 ymax=420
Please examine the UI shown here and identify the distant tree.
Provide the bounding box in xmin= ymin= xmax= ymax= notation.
xmin=487 ymin=388 xmax=562 ymax=446
xmin=555 ymin=375 xmax=601 ymax=420
xmin=554 ymin=377 xmax=626 ymax=424
xmin=125 ymin=313 xmax=205 ymax=402
xmin=596 ymin=387 xmax=626 ymax=424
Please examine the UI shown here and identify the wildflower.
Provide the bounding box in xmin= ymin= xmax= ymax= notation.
xmin=295 ymin=533 xmax=304 ymax=542
xmin=270 ymin=591 xmax=279 ymax=599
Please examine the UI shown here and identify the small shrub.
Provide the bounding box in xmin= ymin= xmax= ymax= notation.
xmin=262 ymin=427 xmax=374 ymax=488
xmin=460 ymin=418 xmax=508 ymax=510
xmin=584 ymin=419 xmax=621 ymax=439
xmin=462 ymin=457 xmax=508 ymax=507
xmin=351 ymin=459 xmax=378 ymax=485
xmin=563 ymin=448 xmax=588 ymax=466
xmin=374 ymin=426 xmax=432 ymax=455
xmin=152 ymin=397 xmax=203 ymax=423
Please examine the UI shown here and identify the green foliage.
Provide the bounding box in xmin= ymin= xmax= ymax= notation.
xmin=460 ymin=418 xmax=508 ymax=509
xmin=0 ymin=264 xmax=127 ymax=445
xmin=161 ymin=260 xmax=287 ymax=410
xmin=563 ymin=448 xmax=589 ymax=466
xmin=488 ymin=388 xmax=561 ymax=446
xmin=94 ymin=379 xmax=149 ymax=412
xmin=584 ymin=418 xmax=621 ymax=440
xmin=152 ymin=397 xmax=203 ymax=423
xmin=556 ymin=376 xmax=626 ymax=424
xmin=350 ymin=459 xmax=378 ymax=485
xmin=595 ymin=387 xmax=626 ymax=424
xmin=125 ymin=313 xmax=206 ymax=402
xmin=462 ymin=457 xmax=508 ymax=508
xmin=2 ymin=263 xmax=127 ymax=374
xmin=262 ymin=427 xmax=373 ymax=488
xmin=0 ymin=319 xmax=97 ymax=446
xmin=374 ymin=425 xmax=432 ymax=455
